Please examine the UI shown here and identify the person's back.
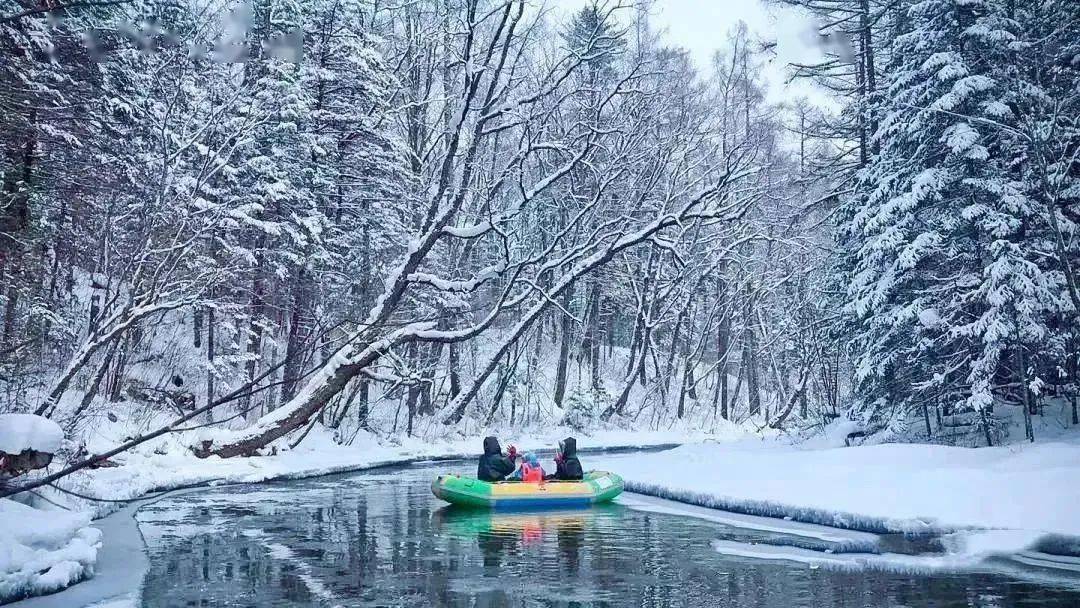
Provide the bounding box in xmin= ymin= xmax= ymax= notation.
xmin=552 ymin=437 xmax=584 ymax=480
xmin=477 ymin=436 xmax=516 ymax=482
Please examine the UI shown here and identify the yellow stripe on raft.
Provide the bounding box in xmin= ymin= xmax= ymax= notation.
xmin=489 ymin=481 xmax=593 ymax=496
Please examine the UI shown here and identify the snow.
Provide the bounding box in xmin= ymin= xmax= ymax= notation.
xmin=441 ymin=221 xmax=491 ymax=238
xmin=0 ymin=414 xmax=64 ymax=455
xmin=917 ymin=307 xmax=941 ymax=328
xmin=8 ymin=498 xmax=149 ymax=608
xmin=0 ymin=500 xmax=102 ymax=602
xmin=710 ymin=538 xmax=988 ymax=573
xmin=604 ymin=438 xmax=1080 ymax=537
xmin=1009 ymin=551 xmax=1080 ymax=574
xmin=707 ymin=527 xmax=1079 ymax=584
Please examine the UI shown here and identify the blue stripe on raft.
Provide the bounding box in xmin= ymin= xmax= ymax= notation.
xmin=490 ymin=496 xmax=593 ymax=510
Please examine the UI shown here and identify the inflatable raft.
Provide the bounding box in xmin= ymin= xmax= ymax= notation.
xmin=431 ymin=471 xmax=623 ymax=509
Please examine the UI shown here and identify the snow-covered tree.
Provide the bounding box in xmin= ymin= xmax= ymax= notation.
xmin=842 ymin=0 xmax=1075 ymax=442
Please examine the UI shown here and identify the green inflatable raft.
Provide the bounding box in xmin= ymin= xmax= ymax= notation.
xmin=431 ymin=471 xmax=623 ymax=509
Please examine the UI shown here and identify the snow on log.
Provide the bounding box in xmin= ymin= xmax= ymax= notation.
xmin=0 ymin=414 xmax=63 ymax=456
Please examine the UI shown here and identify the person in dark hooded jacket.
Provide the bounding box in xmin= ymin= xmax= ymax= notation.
xmin=548 ymin=437 xmax=584 ymax=481
xmin=477 ymin=436 xmax=517 ymax=482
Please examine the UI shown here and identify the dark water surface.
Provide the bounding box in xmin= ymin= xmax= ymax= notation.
xmin=136 ymin=462 xmax=1080 ymax=607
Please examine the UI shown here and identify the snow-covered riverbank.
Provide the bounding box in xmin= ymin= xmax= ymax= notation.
xmin=0 ymin=500 xmax=101 ymax=602
xmin=604 ymin=438 xmax=1080 ymax=538
xmin=32 ymin=425 xmax=705 ymax=516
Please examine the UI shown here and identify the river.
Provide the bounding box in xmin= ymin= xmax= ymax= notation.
xmin=135 ymin=460 xmax=1080 ymax=607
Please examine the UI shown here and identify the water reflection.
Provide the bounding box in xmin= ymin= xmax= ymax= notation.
xmin=432 ymin=507 xmax=605 ymax=574
xmin=137 ymin=465 xmax=1080 ymax=608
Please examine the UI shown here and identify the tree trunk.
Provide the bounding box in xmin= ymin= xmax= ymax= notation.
xmin=769 ymin=367 xmax=809 ymax=429
xmin=981 ymin=408 xmax=994 ymax=447
xmin=69 ymin=341 xmax=119 ymax=425
xmin=487 ymin=350 xmax=519 ymax=424
xmin=716 ymin=275 xmax=730 ymax=420
xmin=660 ymin=313 xmax=684 ymax=407
xmin=193 ymin=308 xmax=202 ymax=349
xmin=418 ymin=342 xmax=437 ymax=416
xmin=196 ymin=324 xmax=421 ymax=458
xmin=404 ymin=342 xmax=420 ymax=435
xmin=676 ymin=365 xmax=689 ymax=419
xmin=683 ymin=304 xmax=699 ymax=403
xmin=281 ymin=269 xmax=311 ymax=404
xmin=206 ymin=305 xmax=215 ymax=423
xmin=604 ymin=325 xmax=650 ymax=420
xmin=356 ymin=380 xmax=370 ymax=430
xmin=553 ymin=284 xmax=575 ymax=407
xmin=243 ymin=261 xmax=267 ymax=418
xmin=447 ymin=342 xmax=461 ymax=400
xmin=522 ymin=325 xmax=545 ymax=424
xmin=922 ymin=400 xmax=933 ymax=438
xmin=744 ymin=325 xmax=761 ymax=416
xmin=585 ymin=279 xmax=601 ymax=390
xmin=107 ymin=335 xmax=131 ymax=403
xmin=2 ymin=284 xmax=18 ymax=346
xmin=1017 ymin=347 xmax=1034 ymax=442
xmin=0 ymin=113 xmax=35 ymax=348
xmin=859 ymin=0 xmax=877 ymax=148
xmin=730 ymin=349 xmax=745 ymax=417
xmin=1070 ymin=349 xmax=1079 ymax=425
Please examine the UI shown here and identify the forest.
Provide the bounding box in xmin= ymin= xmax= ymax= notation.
xmin=1 ymin=0 xmax=1078 ymax=461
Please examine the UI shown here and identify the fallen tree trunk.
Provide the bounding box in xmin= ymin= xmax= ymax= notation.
xmin=192 ymin=323 xmax=433 ymax=458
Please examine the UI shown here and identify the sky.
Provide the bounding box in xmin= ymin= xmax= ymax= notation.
xmin=550 ymin=0 xmax=833 ymax=107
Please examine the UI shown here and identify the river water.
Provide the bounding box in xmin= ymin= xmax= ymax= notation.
xmin=136 ymin=461 xmax=1080 ymax=607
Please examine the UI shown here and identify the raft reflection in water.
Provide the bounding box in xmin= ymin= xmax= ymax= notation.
xmin=432 ymin=505 xmax=620 ymax=573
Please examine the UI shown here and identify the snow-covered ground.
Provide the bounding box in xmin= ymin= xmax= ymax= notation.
xmin=604 ymin=436 xmax=1080 ymax=539
xmin=0 ymin=500 xmax=102 ymax=602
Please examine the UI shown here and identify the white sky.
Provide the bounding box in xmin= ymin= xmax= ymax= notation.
xmin=550 ymin=0 xmax=832 ymax=107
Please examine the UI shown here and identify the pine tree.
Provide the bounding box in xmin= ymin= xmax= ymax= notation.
xmin=844 ymin=0 xmax=1065 ymax=441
